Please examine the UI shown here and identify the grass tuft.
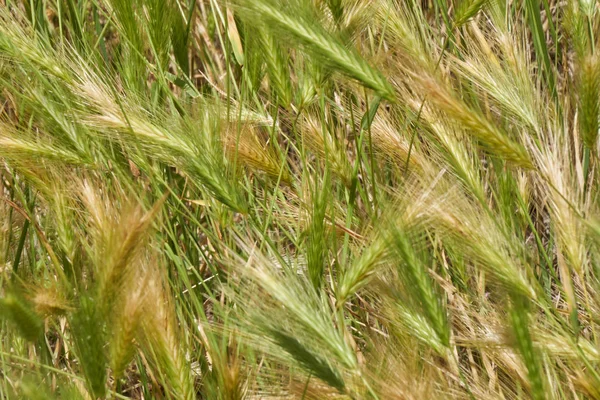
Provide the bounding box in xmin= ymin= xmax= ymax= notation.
xmin=0 ymin=0 xmax=599 ymax=398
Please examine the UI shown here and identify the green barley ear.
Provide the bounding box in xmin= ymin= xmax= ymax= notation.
xmin=29 ymin=283 xmax=70 ymax=318
xmin=587 ymin=217 xmax=600 ymax=245
xmin=302 ymin=115 xmax=354 ymax=186
xmin=138 ymin=270 xmax=195 ymax=400
xmin=230 ymin=243 xmax=358 ymax=388
xmin=387 ymin=226 xmax=450 ymax=350
xmin=419 ymin=76 xmax=533 ymax=168
xmin=387 ymin=301 xmax=449 ymax=357
xmin=16 ymin=375 xmax=86 ymax=400
xmin=69 ymin=296 xmax=108 ymax=399
xmin=508 ymin=295 xmax=546 ymax=400
xmin=453 ymin=0 xmax=487 ymax=26
xmin=307 ymin=170 xmax=330 ymax=291
xmin=257 ymin=28 xmax=293 ymax=107
xmin=109 ymin=278 xmax=147 ymax=381
xmin=337 ymin=236 xmax=387 ymax=303
xmin=325 ymin=0 xmax=344 ymax=24
xmin=223 ymin=123 xmax=291 ymax=183
xmin=578 ymin=53 xmax=600 ymax=150
xmin=266 ymin=327 xmax=346 ymax=393
xmin=0 ymin=290 xmax=43 ymax=342
xmin=234 ymin=0 xmax=395 ymax=100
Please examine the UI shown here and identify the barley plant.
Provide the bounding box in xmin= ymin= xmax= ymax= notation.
xmin=0 ymin=0 xmax=599 ymax=398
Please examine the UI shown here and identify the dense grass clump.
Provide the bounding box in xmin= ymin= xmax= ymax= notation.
xmin=0 ymin=0 xmax=600 ymax=398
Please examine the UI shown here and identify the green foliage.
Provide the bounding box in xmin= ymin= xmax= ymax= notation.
xmin=0 ymin=291 xmax=43 ymax=342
